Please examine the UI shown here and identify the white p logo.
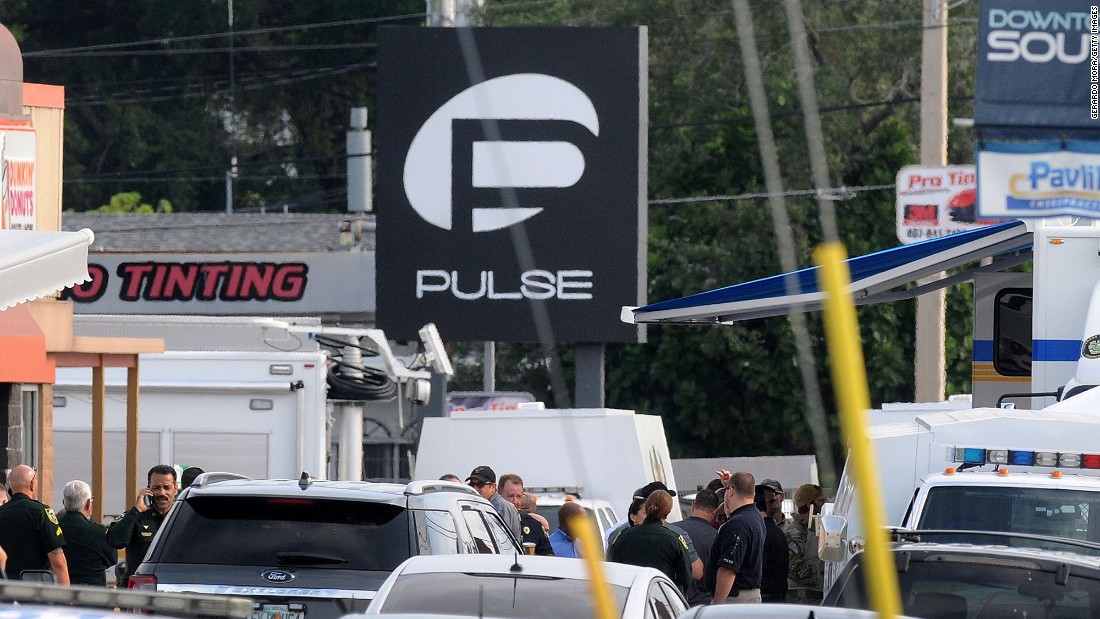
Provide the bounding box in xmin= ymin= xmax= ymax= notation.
xmin=403 ymin=73 xmax=600 ymax=232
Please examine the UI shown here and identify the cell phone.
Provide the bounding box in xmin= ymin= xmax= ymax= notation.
xmin=143 ymin=495 xmax=153 ymax=507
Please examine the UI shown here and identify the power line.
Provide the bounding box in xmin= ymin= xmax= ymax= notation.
xmin=651 ymin=94 xmax=974 ymax=132
xmin=33 ymin=42 xmax=379 ymax=59
xmin=649 ymin=183 xmax=894 ymax=205
xmin=69 ymin=63 xmax=371 ymax=106
xmin=65 ymin=153 xmax=356 ymax=182
xmin=21 ymin=12 xmax=425 ymax=57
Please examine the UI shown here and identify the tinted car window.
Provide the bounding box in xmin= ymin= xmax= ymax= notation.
xmin=536 ymin=506 xmax=601 ymax=539
xmin=155 ymin=496 xmax=410 ymax=570
xmin=379 ymin=572 xmax=629 ymax=617
xmin=536 ymin=505 xmax=560 ymax=533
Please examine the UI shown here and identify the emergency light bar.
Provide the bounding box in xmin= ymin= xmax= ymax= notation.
xmin=0 ymin=581 xmax=253 ymax=618
xmin=951 ymin=446 xmax=1100 ymax=469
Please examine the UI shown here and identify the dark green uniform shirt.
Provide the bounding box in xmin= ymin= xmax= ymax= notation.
xmin=59 ymin=511 xmax=117 ymax=586
xmin=0 ymin=493 xmax=66 ymax=579
xmin=608 ymin=520 xmax=692 ymax=592
xmin=519 ymin=513 xmax=555 ymax=556
xmin=106 ymin=506 xmax=168 ymax=577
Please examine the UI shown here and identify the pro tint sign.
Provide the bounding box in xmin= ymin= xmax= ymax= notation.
xmin=377 ymin=27 xmax=647 ymax=343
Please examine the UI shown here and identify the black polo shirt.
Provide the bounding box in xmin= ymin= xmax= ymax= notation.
xmin=59 ymin=511 xmax=118 ymax=586
xmin=761 ymin=515 xmax=789 ymax=601
xmin=704 ymin=503 xmax=765 ymax=595
xmin=0 ymin=493 xmax=66 ymax=579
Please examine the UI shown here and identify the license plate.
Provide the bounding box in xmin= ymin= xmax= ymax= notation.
xmin=251 ymin=604 xmax=304 ymax=619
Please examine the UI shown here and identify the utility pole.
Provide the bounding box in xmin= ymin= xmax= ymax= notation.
xmin=225 ymin=0 xmax=237 ymax=214
xmin=424 ymin=0 xmax=486 ymax=415
xmin=914 ymin=0 xmax=949 ymax=402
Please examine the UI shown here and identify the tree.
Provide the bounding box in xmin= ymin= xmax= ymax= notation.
xmin=90 ymin=191 xmax=172 ymax=214
xmin=2 ymin=0 xmax=985 ymax=465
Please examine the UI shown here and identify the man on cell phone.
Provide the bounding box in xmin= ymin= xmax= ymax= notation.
xmin=106 ymin=464 xmax=179 ymax=583
xmin=785 ymin=484 xmax=827 ymax=603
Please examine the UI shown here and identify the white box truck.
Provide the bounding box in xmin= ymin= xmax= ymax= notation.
xmin=414 ymin=407 xmax=683 ymax=522
xmin=51 ymin=350 xmax=330 ymax=514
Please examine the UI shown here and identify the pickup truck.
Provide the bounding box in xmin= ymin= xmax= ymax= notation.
xmin=823 ymin=531 xmax=1100 ymax=619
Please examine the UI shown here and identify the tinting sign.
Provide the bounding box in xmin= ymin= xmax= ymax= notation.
xmin=377 ymin=27 xmax=647 ymax=343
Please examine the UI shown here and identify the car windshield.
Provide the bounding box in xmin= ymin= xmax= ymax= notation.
xmin=378 ymin=572 xmax=630 ymax=617
xmin=918 ymin=486 xmax=1100 ymax=552
xmin=832 ymin=553 xmax=1100 ymax=619
xmin=535 ymin=503 xmax=602 ymax=537
xmin=155 ymin=496 xmax=410 ymax=571
xmin=535 ymin=504 xmax=561 ymax=534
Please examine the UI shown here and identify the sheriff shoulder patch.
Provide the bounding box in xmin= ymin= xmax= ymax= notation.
xmin=45 ymin=507 xmax=59 ymax=526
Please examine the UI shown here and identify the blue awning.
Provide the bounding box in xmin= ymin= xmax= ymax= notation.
xmin=624 ymin=221 xmax=1032 ymax=325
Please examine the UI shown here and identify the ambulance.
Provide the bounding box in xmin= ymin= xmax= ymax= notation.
xmin=821 ymin=221 xmax=1100 ymax=593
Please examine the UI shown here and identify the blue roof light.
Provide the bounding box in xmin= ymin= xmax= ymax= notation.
xmin=1009 ymin=450 xmax=1035 ymax=466
xmin=960 ymin=448 xmax=986 ymax=464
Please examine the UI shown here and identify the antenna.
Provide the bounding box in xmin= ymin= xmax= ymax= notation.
xmin=510 ymin=547 xmax=523 ymax=573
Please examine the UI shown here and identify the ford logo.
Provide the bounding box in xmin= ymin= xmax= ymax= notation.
xmin=261 ymin=570 xmax=295 ymax=583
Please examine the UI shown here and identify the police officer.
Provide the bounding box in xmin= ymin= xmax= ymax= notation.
xmin=609 ymin=490 xmax=692 ymax=593
xmin=706 ymin=470 xmax=765 ymax=604
xmin=59 ymin=480 xmax=117 ymax=586
xmin=107 ymin=464 xmax=179 ymax=581
xmin=0 ymin=464 xmax=70 ymax=583
xmin=786 ymin=484 xmax=827 ymax=603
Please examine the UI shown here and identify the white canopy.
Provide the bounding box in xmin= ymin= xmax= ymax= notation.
xmin=0 ymin=227 xmax=94 ymax=310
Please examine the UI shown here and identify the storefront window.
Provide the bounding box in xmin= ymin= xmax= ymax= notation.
xmin=21 ymin=385 xmax=37 ymax=467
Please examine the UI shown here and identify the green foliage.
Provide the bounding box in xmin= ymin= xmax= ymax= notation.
xmin=91 ymin=191 xmax=173 ymax=214
xmin=4 ymin=0 xmax=988 ymax=467
xmin=4 ymin=0 xmax=422 ymax=213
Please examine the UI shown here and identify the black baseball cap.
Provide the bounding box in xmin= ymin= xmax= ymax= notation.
xmin=756 ymin=478 xmax=783 ymax=494
xmin=466 ymin=465 xmax=496 ymax=484
xmin=633 ymin=480 xmax=676 ymax=500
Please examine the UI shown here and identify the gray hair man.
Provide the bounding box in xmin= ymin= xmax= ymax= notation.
xmin=59 ymin=480 xmax=117 ymax=586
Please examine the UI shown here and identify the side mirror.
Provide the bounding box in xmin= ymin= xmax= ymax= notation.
xmin=818 ymin=514 xmax=848 ymax=562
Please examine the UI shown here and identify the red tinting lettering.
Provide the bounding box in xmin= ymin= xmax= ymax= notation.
xmin=273 ymin=264 xmax=307 ymax=300
xmin=225 ymin=264 xmax=244 ymax=299
xmin=239 ymin=264 xmax=275 ymax=298
xmin=163 ymin=264 xmax=199 ymax=299
xmin=118 ymin=263 xmax=155 ymax=301
xmin=115 ymin=261 xmax=309 ymax=302
xmin=200 ymin=264 xmax=230 ymax=298
xmin=61 ymin=264 xmax=109 ymax=302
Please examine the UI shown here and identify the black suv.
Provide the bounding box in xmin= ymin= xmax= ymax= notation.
xmin=130 ymin=474 xmax=520 ymax=619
